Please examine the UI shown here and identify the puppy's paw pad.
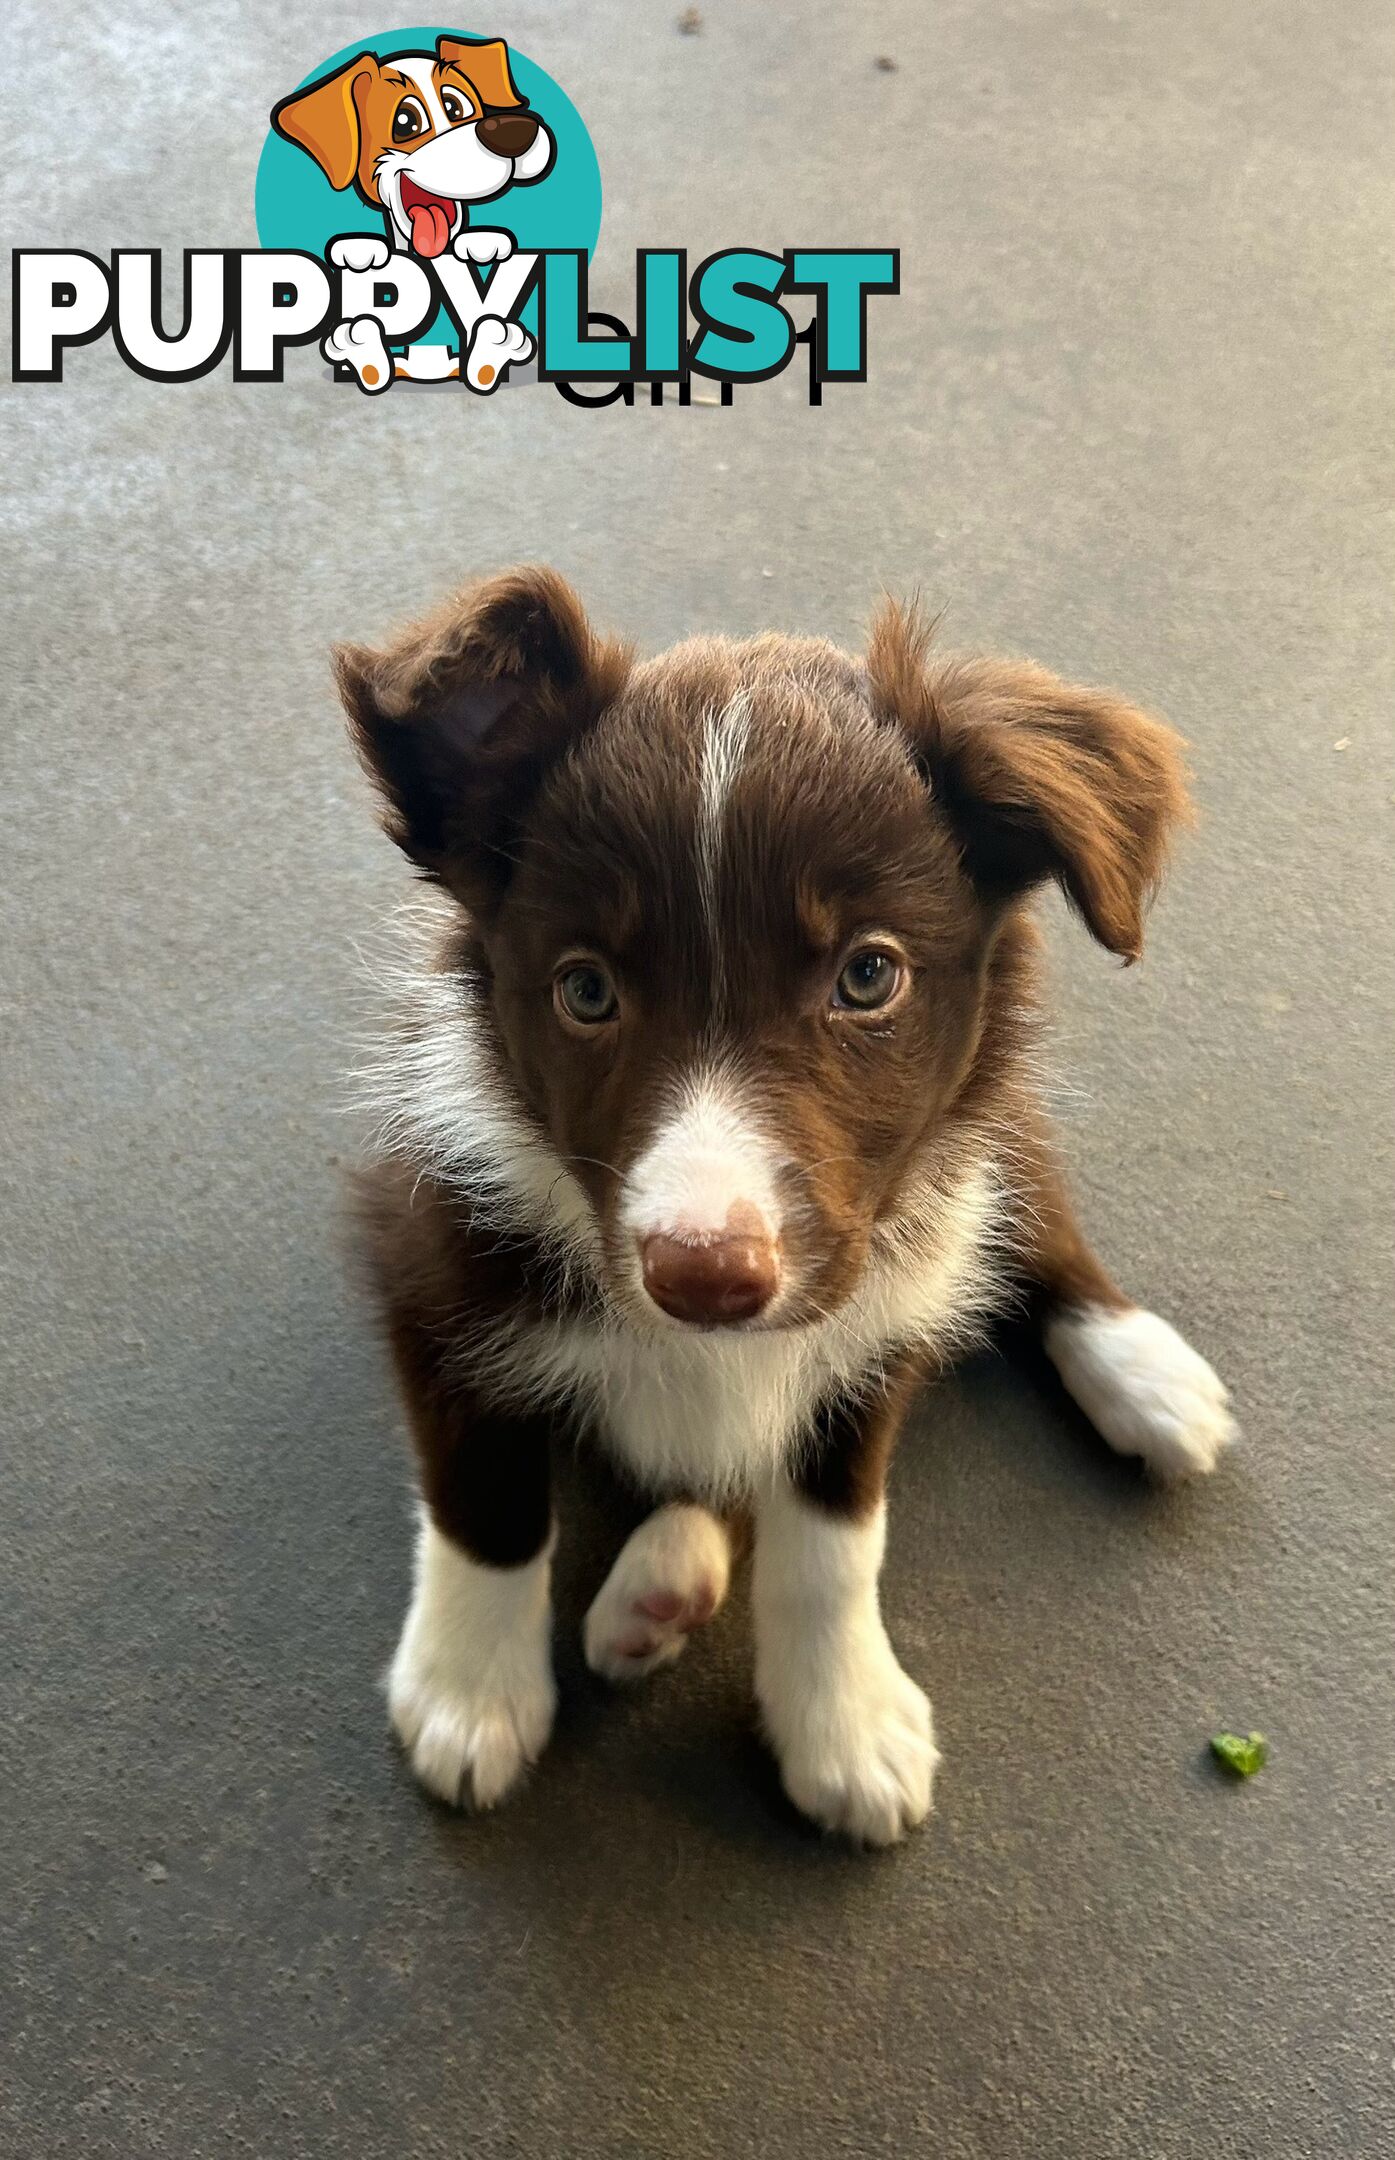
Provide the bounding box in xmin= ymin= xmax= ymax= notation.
xmin=328 ymin=234 xmax=392 ymax=274
xmin=584 ymin=1504 xmax=730 ymax=1684
xmin=388 ymin=1664 xmax=556 ymax=1810
xmin=586 ymin=1582 xmax=720 ymax=1681
xmin=453 ymin=227 xmax=515 ymax=264
xmin=1047 ymin=1305 xmax=1236 ymax=1482
xmin=769 ymin=1658 xmax=938 ymax=1848
xmin=321 ymin=314 xmax=393 ymax=393
xmin=465 ymin=315 xmax=533 ymax=392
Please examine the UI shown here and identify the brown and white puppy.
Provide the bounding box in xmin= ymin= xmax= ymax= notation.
xmin=273 ymin=36 xmax=553 ymax=262
xmin=338 ymin=568 xmax=1234 ymax=1845
xmin=272 ymin=35 xmax=552 ymax=388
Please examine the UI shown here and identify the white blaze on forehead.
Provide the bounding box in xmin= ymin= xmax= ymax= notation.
xmin=697 ymin=689 xmax=753 ymax=1018
xmin=393 ymin=54 xmax=452 ymax=130
xmin=699 ymin=688 xmax=753 ymax=871
xmin=620 ymin=1066 xmax=782 ymax=1245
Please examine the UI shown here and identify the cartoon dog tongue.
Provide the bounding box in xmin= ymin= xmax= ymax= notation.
xmin=408 ymin=197 xmax=453 ymax=258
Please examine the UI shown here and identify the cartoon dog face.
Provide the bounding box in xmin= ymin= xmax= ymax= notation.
xmin=272 ymin=35 xmax=554 ymax=258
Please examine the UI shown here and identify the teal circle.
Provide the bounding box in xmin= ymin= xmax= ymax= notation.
xmin=254 ymin=26 xmax=601 ymax=343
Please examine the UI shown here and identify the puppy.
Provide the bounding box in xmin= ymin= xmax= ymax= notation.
xmin=273 ymin=35 xmax=552 ymax=386
xmin=337 ymin=568 xmax=1234 ymax=1845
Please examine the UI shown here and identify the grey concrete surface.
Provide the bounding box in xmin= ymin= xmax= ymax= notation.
xmin=3 ymin=2 xmax=1393 ymax=2155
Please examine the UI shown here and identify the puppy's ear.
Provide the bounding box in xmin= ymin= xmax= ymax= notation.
xmin=271 ymin=54 xmax=378 ymax=191
xmin=436 ymin=36 xmax=525 ymax=110
xmin=335 ymin=567 xmax=631 ymax=912
xmin=867 ymin=600 xmax=1191 ymax=961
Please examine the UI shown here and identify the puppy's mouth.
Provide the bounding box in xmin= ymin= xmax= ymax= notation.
xmin=397 ymin=175 xmax=463 ymax=260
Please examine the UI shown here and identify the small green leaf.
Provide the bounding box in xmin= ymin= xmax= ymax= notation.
xmin=1211 ymin=1731 xmax=1269 ymax=1778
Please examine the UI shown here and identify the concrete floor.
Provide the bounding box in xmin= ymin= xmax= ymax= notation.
xmin=3 ymin=3 xmax=1393 ymax=2155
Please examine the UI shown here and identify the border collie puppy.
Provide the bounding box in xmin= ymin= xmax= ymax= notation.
xmin=337 ymin=566 xmax=1233 ymax=1846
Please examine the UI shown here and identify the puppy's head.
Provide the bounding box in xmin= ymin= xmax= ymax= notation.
xmin=272 ymin=36 xmax=555 ymax=257
xmin=338 ymin=570 xmax=1188 ymax=1331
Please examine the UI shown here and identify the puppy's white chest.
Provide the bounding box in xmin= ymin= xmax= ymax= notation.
xmin=609 ymin=1339 xmax=830 ymax=1497
xmin=545 ymin=1322 xmax=826 ymax=1500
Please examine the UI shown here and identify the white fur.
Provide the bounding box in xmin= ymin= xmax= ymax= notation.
xmin=1045 ymin=1304 xmax=1235 ymax=1480
xmin=393 ymin=53 xmax=451 ymax=130
xmin=350 ymin=921 xmax=600 ymax=1279
xmin=619 ymin=1062 xmax=782 ymax=1248
xmin=697 ymin=690 xmax=753 ymax=1016
xmin=465 ymin=315 xmax=534 ymax=393
xmin=584 ymin=1502 xmax=732 ymax=1681
xmin=507 ymin=130 xmax=554 ymax=184
xmin=388 ymin=1512 xmax=556 ymax=1808
xmin=371 ymin=55 xmax=555 ymax=255
xmin=753 ymin=1480 xmax=938 ymax=1845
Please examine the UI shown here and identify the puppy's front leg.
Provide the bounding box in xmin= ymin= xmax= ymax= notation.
xmin=385 ymin=1332 xmax=557 ymax=1810
xmin=755 ymin=1375 xmax=938 ymax=1847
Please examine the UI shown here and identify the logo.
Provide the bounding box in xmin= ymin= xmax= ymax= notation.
xmin=12 ymin=26 xmax=897 ymax=405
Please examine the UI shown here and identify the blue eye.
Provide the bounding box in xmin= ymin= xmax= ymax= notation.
xmin=834 ymin=948 xmax=903 ymax=1011
xmin=555 ymin=962 xmax=618 ymax=1025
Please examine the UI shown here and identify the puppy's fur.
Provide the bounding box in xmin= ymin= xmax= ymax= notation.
xmin=338 ymin=568 xmax=1234 ymax=1845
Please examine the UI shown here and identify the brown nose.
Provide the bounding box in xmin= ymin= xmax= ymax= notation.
xmin=640 ymin=1233 xmax=779 ymax=1327
xmin=476 ymin=111 xmax=540 ymax=158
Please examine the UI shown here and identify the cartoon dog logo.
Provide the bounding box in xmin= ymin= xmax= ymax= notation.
xmin=271 ymin=34 xmax=554 ymax=389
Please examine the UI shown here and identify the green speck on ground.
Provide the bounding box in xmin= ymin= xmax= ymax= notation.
xmin=1211 ymin=1732 xmax=1269 ymax=1777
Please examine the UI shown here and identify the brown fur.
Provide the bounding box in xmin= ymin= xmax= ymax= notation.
xmin=866 ymin=599 xmax=1191 ymax=962
xmin=795 ymin=1358 xmax=926 ymax=1519
xmin=272 ymin=37 xmax=528 ymax=204
xmin=355 ymin=1158 xmax=575 ymax=1562
xmin=336 ymin=567 xmax=633 ymax=916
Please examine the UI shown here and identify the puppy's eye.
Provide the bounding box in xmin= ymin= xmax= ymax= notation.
xmin=555 ymin=962 xmax=619 ymax=1027
xmin=440 ymin=87 xmax=473 ymax=124
xmin=391 ymin=96 xmax=429 ymax=142
xmin=833 ymin=947 xmax=904 ymax=1012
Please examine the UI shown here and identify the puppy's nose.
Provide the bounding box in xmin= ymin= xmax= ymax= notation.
xmin=640 ymin=1232 xmax=778 ymax=1326
xmin=477 ymin=111 xmax=540 ymax=157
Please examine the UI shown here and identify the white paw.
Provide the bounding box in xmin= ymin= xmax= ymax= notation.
xmin=584 ymin=1503 xmax=731 ymax=1683
xmin=387 ymin=1520 xmax=555 ymax=1809
xmin=453 ymin=227 xmax=515 ymax=264
xmin=328 ymin=233 xmax=392 ymax=273
xmin=465 ymin=315 xmax=533 ymax=392
xmin=1046 ymin=1304 xmax=1236 ymax=1481
xmin=389 ymin=1654 xmax=555 ymax=1809
xmin=763 ymin=1645 xmax=938 ymax=1847
xmin=321 ymin=313 xmax=393 ymax=394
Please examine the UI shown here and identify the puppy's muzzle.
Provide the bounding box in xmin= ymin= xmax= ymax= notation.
xmin=477 ymin=110 xmax=540 ymax=158
xmin=640 ymin=1230 xmax=779 ymax=1327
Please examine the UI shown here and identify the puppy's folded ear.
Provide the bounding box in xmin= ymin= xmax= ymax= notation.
xmin=334 ymin=567 xmax=631 ymax=912
xmin=867 ymin=600 xmax=1191 ymax=961
xmin=436 ymin=36 xmax=525 ymax=110
xmin=271 ymin=54 xmax=378 ymax=191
